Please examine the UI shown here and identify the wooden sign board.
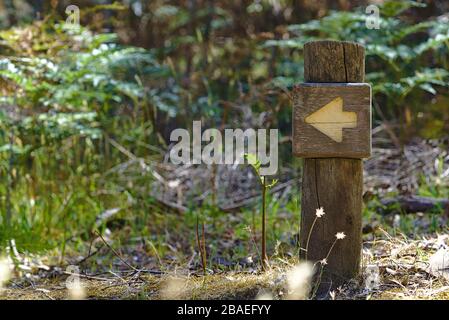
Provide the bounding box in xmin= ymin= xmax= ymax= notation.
xmin=293 ymin=83 xmax=372 ymax=158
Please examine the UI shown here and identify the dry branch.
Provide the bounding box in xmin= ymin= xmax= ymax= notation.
xmin=379 ymin=196 xmax=449 ymax=215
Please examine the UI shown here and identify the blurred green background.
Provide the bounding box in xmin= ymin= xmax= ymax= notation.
xmin=0 ymin=0 xmax=448 ymax=265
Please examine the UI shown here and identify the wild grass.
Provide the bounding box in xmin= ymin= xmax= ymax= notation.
xmin=2 ymin=231 xmax=448 ymax=300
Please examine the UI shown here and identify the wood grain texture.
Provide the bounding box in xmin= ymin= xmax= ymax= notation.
xmin=293 ymin=83 xmax=371 ymax=158
xmin=304 ymin=40 xmax=365 ymax=83
xmin=301 ymin=158 xmax=363 ymax=284
xmin=298 ymin=40 xmax=365 ymax=292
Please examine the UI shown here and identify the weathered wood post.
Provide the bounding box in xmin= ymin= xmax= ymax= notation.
xmin=293 ymin=40 xmax=372 ymax=291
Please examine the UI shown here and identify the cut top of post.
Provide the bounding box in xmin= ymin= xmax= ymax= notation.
xmin=304 ymin=40 xmax=365 ymax=83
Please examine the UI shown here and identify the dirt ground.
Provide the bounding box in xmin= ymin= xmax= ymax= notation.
xmin=2 ymin=233 xmax=448 ymax=300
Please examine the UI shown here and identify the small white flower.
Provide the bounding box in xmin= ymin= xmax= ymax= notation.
xmin=320 ymin=258 xmax=328 ymax=265
xmin=161 ymin=277 xmax=187 ymax=299
xmin=168 ymin=180 xmax=180 ymax=188
xmin=286 ymin=262 xmax=314 ymax=300
xmin=393 ymin=214 xmax=400 ymax=228
xmin=256 ymin=292 xmax=273 ymax=300
xmin=336 ymin=232 xmax=346 ymax=240
xmin=0 ymin=258 xmax=12 ymax=289
xmin=68 ymin=282 xmax=86 ymax=300
xmin=315 ymin=207 xmax=325 ymax=218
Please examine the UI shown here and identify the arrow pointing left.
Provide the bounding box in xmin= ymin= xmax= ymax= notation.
xmin=304 ymin=97 xmax=357 ymax=143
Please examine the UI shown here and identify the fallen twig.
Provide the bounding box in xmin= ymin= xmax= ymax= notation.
xmin=379 ymin=196 xmax=449 ymax=214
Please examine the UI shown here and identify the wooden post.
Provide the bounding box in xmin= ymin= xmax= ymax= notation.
xmin=295 ymin=40 xmax=368 ymax=291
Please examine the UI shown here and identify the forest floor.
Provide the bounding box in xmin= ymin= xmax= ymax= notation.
xmin=2 ymin=231 xmax=448 ymax=300
xmin=1 ymin=139 xmax=448 ymax=300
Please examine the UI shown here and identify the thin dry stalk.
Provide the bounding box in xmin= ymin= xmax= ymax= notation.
xmin=196 ymin=216 xmax=207 ymax=276
xmin=94 ymin=230 xmax=138 ymax=272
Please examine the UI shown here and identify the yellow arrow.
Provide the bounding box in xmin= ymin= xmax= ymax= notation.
xmin=305 ymin=97 xmax=357 ymax=143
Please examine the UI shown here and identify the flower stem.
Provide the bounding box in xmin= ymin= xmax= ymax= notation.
xmin=305 ymin=216 xmax=318 ymax=261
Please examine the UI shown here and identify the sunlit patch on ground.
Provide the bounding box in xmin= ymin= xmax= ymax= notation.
xmin=2 ymin=233 xmax=448 ymax=300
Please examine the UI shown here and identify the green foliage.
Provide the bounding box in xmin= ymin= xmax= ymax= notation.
xmin=245 ymin=153 xmax=278 ymax=187
xmin=0 ymin=19 xmax=178 ymax=148
xmin=0 ymin=1 xmax=447 ymax=266
xmin=0 ymin=18 xmax=175 ymax=252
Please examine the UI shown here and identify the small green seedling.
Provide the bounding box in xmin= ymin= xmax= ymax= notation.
xmin=245 ymin=153 xmax=278 ymax=271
